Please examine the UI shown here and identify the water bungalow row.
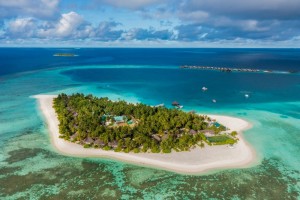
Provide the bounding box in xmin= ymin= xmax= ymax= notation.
xmin=180 ymin=65 xmax=299 ymax=74
xmin=180 ymin=65 xmax=261 ymax=73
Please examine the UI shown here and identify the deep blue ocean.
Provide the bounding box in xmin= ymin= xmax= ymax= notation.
xmin=1 ymin=48 xmax=300 ymax=76
xmin=0 ymin=48 xmax=299 ymax=199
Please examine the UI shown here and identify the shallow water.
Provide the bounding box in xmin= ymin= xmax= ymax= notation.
xmin=0 ymin=48 xmax=299 ymax=199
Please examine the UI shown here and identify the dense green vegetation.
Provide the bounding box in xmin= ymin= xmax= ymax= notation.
xmin=53 ymin=53 xmax=76 ymax=57
xmin=207 ymin=135 xmax=236 ymax=145
xmin=53 ymin=93 xmax=237 ymax=153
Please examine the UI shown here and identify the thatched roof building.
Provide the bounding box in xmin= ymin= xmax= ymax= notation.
xmin=94 ymin=139 xmax=105 ymax=147
xmin=108 ymin=141 xmax=118 ymax=148
xmin=203 ymin=130 xmax=215 ymax=137
xmin=161 ymin=134 xmax=169 ymax=141
xmin=152 ymin=134 xmax=161 ymax=142
xmin=189 ymin=129 xmax=197 ymax=135
xmin=84 ymin=137 xmax=94 ymax=144
xmin=70 ymin=132 xmax=78 ymax=141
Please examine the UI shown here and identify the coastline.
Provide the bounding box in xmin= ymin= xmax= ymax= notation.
xmin=34 ymin=94 xmax=257 ymax=174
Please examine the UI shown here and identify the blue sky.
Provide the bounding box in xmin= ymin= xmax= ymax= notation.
xmin=0 ymin=0 xmax=300 ymax=47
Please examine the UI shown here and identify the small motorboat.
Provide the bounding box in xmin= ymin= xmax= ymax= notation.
xmin=202 ymin=86 xmax=208 ymax=91
xmin=245 ymin=94 xmax=249 ymax=98
xmin=212 ymin=99 xmax=217 ymax=103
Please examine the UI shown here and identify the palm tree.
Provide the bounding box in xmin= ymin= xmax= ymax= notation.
xmin=200 ymin=142 xmax=205 ymax=148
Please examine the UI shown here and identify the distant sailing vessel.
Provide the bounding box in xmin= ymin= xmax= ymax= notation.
xmin=202 ymin=86 xmax=208 ymax=91
xmin=212 ymin=99 xmax=217 ymax=103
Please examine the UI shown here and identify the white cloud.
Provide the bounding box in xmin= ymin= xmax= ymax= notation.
xmin=242 ymin=20 xmax=269 ymax=32
xmin=55 ymin=12 xmax=84 ymax=37
xmin=1 ymin=0 xmax=300 ymax=46
xmin=0 ymin=0 xmax=59 ymax=19
xmin=178 ymin=10 xmax=209 ymax=22
xmin=99 ymin=0 xmax=161 ymax=9
xmin=182 ymin=0 xmax=300 ymax=20
xmin=38 ymin=11 xmax=87 ymax=38
xmin=8 ymin=18 xmax=36 ymax=38
xmin=94 ymin=21 xmax=123 ymax=41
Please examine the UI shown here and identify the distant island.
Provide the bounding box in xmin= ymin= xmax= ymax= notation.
xmin=53 ymin=93 xmax=238 ymax=153
xmin=53 ymin=53 xmax=77 ymax=57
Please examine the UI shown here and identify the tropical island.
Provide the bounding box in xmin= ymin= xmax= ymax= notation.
xmin=53 ymin=93 xmax=238 ymax=153
xmin=53 ymin=53 xmax=77 ymax=57
xmin=34 ymin=94 xmax=255 ymax=174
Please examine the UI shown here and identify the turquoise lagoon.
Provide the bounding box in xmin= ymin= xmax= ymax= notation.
xmin=0 ymin=50 xmax=300 ymax=199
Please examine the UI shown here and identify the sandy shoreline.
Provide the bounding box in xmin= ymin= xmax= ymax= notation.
xmin=34 ymin=94 xmax=257 ymax=174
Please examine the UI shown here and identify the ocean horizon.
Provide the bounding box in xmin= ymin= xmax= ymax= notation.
xmin=0 ymin=48 xmax=299 ymax=199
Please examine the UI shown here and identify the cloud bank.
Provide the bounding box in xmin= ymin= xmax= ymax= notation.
xmin=0 ymin=0 xmax=300 ymax=47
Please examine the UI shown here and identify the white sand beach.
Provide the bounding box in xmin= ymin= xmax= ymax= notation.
xmin=34 ymin=95 xmax=257 ymax=174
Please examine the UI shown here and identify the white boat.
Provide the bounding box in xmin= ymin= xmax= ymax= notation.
xmin=212 ymin=99 xmax=217 ymax=103
xmin=202 ymin=86 xmax=208 ymax=91
xmin=245 ymin=94 xmax=249 ymax=98
xmin=176 ymin=105 xmax=184 ymax=109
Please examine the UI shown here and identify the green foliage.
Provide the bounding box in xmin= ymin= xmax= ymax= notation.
xmin=231 ymin=131 xmax=238 ymax=137
xmin=207 ymin=135 xmax=237 ymax=145
xmin=103 ymin=146 xmax=111 ymax=151
xmin=83 ymin=144 xmax=91 ymax=148
xmin=133 ymin=148 xmax=140 ymax=153
xmin=162 ymin=148 xmax=172 ymax=153
xmin=53 ymin=93 xmax=229 ymax=153
xmin=114 ymin=147 xmax=122 ymax=152
xmin=198 ymin=142 xmax=205 ymax=148
xmin=151 ymin=145 xmax=160 ymax=153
